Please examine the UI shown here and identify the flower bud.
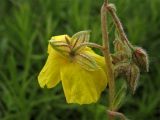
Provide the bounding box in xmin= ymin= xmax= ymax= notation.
xmin=132 ymin=47 xmax=149 ymax=72
xmin=126 ymin=63 xmax=140 ymax=94
xmin=113 ymin=33 xmax=132 ymax=58
xmin=114 ymin=62 xmax=130 ymax=78
xmin=111 ymin=52 xmax=130 ymax=65
xmin=113 ymin=39 xmax=125 ymax=52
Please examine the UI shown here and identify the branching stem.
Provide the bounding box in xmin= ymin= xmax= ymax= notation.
xmin=100 ymin=1 xmax=130 ymax=120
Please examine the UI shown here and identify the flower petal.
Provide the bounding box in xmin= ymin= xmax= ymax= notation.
xmin=38 ymin=45 xmax=63 ymax=88
xmin=60 ymin=62 xmax=107 ymax=104
xmin=74 ymin=46 xmax=108 ymax=72
xmin=81 ymin=47 xmax=108 ymax=73
xmin=51 ymin=35 xmax=70 ymax=42
xmin=75 ymin=52 xmax=100 ymax=71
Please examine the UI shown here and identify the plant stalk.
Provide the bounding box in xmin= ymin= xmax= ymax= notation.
xmin=101 ymin=1 xmax=115 ymax=120
xmin=107 ymin=6 xmax=133 ymax=49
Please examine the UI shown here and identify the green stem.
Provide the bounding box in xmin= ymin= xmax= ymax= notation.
xmin=101 ymin=1 xmax=115 ymax=120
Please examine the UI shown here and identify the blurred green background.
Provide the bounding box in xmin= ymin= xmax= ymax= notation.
xmin=0 ymin=0 xmax=160 ymax=120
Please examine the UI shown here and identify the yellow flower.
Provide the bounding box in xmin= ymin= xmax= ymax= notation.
xmin=38 ymin=31 xmax=107 ymax=104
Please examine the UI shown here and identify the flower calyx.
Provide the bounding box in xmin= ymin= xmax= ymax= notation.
xmin=49 ymin=31 xmax=100 ymax=71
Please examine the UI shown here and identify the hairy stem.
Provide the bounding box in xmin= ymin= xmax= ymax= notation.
xmin=105 ymin=0 xmax=108 ymax=4
xmin=107 ymin=6 xmax=133 ymax=49
xmin=101 ymin=1 xmax=115 ymax=120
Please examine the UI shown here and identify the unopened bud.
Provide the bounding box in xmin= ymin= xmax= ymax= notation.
xmin=113 ymin=39 xmax=125 ymax=52
xmin=113 ymin=34 xmax=132 ymax=58
xmin=126 ymin=63 xmax=140 ymax=94
xmin=111 ymin=52 xmax=130 ymax=64
xmin=114 ymin=62 xmax=130 ymax=78
xmin=132 ymin=47 xmax=149 ymax=72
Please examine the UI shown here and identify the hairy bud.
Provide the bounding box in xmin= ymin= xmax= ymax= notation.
xmin=113 ymin=39 xmax=126 ymax=52
xmin=113 ymin=33 xmax=132 ymax=60
xmin=132 ymin=47 xmax=149 ymax=72
xmin=111 ymin=52 xmax=130 ymax=65
xmin=126 ymin=63 xmax=140 ymax=94
xmin=114 ymin=62 xmax=130 ymax=78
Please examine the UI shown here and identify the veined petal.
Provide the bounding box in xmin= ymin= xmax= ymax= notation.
xmin=75 ymin=52 xmax=100 ymax=71
xmin=80 ymin=47 xmax=109 ymax=83
xmin=60 ymin=62 xmax=107 ymax=104
xmin=81 ymin=47 xmax=108 ymax=73
xmin=82 ymin=47 xmax=109 ymax=85
xmin=38 ymin=44 xmax=65 ymax=88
